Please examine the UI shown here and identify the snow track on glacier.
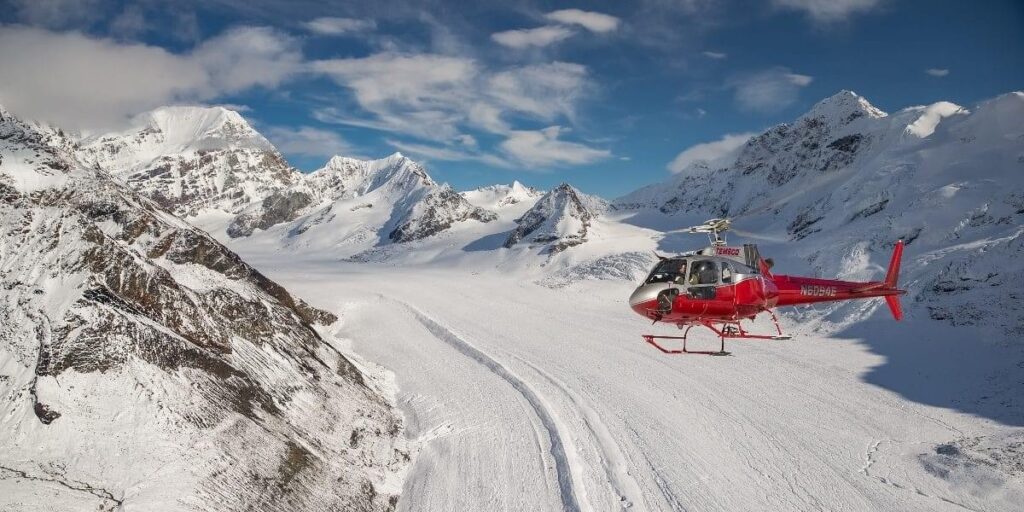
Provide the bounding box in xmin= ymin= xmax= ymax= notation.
xmin=515 ymin=356 xmax=648 ymax=511
xmin=397 ymin=301 xmax=582 ymax=512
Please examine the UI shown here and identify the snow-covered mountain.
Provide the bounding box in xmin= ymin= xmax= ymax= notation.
xmin=616 ymin=90 xmax=1024 ymax=334
xmin=79 ymin=106 xmax=302 ymax=218
xmin=79 ymin=108 xmax=498 ymax=247
xmin=462 ymin=181 xmax=543 ymax=209
xmin=223 ymin=152 xmax=497 ymax=254
xmin=35 ymin=92 xmax=1024 ymax=334
xmin=504 ymin=183 xmax=608 ymax=253
xmin=0 ymin=106 xmax=408 ymax=511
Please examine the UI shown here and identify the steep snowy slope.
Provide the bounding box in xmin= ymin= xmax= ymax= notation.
xmin=79 ymin=106 xmax=301 ymax=218
xmin=616 ymin=90 xmax=1024 ymax=335
xmin=0 ymin=106 xmax=408 ymax=511
xmin=505 ymin=183 xmax=608 ymax=253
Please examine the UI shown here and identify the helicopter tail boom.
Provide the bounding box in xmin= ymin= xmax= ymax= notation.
xmin=771 ymin=240 xmax=906 ymax=320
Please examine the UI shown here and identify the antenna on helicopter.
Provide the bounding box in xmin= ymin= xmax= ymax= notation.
xmin=686 ymin=218 xmax=732 ymax=246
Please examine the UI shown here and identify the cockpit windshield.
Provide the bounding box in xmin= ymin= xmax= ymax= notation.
xmin=644 ymin=258 xmax=688 ymax=285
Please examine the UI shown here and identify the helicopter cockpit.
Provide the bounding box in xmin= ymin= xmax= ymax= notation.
xmin=630 ymin=219 xmax=769 ymax=312
xmin=643 ymin=257 xmax=753 ymax=288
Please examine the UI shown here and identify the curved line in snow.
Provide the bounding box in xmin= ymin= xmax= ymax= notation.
xmin=399 ymin=302 xmax=582 ymax=512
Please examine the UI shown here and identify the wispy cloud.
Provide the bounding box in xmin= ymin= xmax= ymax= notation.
xmin=730 ymin=67 xmax=813 ymax=113
xmin=311 ymin=52 xmax=476 ymax=141
xmin=386 ymin=139 xmax=512 ymax=168
xmin=925 ymin=68 xmax=950 ymax=77
xmin=500 ymin=126 xmax=610 ymax=168
xmin=544 ymin=9 xmax=620 ymax=33
xmin=109 ymin=5 xmax=146 ymax=39
xmin=491 ymin=25 xmax=574 ymax=49
xmin=313 ymin=53 xmax=591 ymax=138
xmin=302 ymin=17 xmax=376 ymax=36
xmin=772 ymin=0 xmax=881 ymax=23
xmin=667 ymin=132 xmax=756 ymax=173
xmin=702 ymin=51 xmax=727 ymax=59
xmin=265 ymin=126 xmax=355 ymax=158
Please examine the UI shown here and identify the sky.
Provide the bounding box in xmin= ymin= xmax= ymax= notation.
xmin=0 ymin=0 xmax=1022 ymax=198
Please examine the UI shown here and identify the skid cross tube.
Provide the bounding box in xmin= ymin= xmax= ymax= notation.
xmin=641 ymin=311 xmax=791 ymax=355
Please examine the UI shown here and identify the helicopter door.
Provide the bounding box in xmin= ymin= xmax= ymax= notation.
xmin=686 ymin=260 xmax=719 ymax=300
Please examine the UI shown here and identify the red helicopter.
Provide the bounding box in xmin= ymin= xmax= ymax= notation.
xmin=630 ymin=219 xmax=906 ymax=355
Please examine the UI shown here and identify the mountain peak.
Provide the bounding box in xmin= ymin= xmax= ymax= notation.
xmin=504 ymin=182 xmax=607 ymax=253
xmin=801 ymin=90 xmax=887 ymax=126
xmin=138 ymin=105 xmax=270 ymax=151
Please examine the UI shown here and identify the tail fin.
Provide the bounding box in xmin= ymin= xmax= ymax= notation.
xmin=885 ymin=240 xmax=903 ymax=289
xmin=884 ymin=240 xmax=905 ymax=321
xmin=885 ymin=295 xmax=903 ymax=321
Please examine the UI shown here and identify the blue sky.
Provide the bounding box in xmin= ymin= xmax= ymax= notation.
xmin=1 ymin=0 xmax=1022 ymax=198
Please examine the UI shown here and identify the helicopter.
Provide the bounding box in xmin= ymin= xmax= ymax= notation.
xmin=629 ymin=218 xmax=906 ymax=355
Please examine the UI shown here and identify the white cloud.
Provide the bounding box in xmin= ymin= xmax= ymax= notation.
xmin=0 ymin=26 xmax=303 ymax=130
xmin=455 ymin=134 xmax=477 ymax=147
xmin=313 ymin=53 xmax=476 ymax=109
xmin=311 ymin=52 xmax=477 ymax=141
xmin=487 ymin=62 xmax=589 ymax=122
xmin=544 ymin=9 xmax=621 ymax=33
xmin=925 ymin=68 xmax=950 ymax=77
xmin=303 ymin=17 xmax=376 ymax=36
xmin=500 ymin=126 xmax=610 ymax=168
xmin=491 ymin=25 xmax=574 ymax=49
xmin=192 ymin=26 xmax=304 ymax=92
xmin=702 ymin=51 xmax=727 ymax=59
xmin=667 ymin=132 xmax=756 ymax=173
xmin=110 ymin=5 xmax=146 ymax=39
xmin=264 ymin=126 xmax=354 ymax=158
xmin=773 ymin=0 xmax=881 ymax=22
xmin=312 ymin=53 xmax=593 ymax=153
xmin=731 ymin=67 xmax=813 ymax=113
xmin=386 ymin=139 xmax=512 ymax=168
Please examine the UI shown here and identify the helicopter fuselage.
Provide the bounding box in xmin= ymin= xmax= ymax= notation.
xmin=629 ymin=241 xmax=906 ymax=327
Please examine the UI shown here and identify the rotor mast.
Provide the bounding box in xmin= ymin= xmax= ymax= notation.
xmin=687 ymin=218 xmax=731 ymax=247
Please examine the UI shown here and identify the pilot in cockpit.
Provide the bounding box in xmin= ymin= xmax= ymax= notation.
xmin=671 ymin=260 xmax=688 ymax=285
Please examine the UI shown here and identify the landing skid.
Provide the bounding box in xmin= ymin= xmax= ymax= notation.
xmin=641 ymin=310 xmax=791 ymax=355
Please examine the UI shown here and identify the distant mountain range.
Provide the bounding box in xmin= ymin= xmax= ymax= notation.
xmin=1 ymin=88 xmax=1022 ymax=510
xmin=62 ymin=91 xmax=1024 ymax=336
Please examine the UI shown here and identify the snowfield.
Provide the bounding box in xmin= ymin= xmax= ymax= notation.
xmin=231 ymin=256 xmax=1024 ymax=512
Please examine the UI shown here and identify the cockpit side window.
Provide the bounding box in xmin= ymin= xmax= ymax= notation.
xmin=688 ymin=260 xmax=719 ymax=285
xmin=722 ymin=262 xmax=733 ymax=283
xmin=644 ymin=259 xmax=688 ymax=285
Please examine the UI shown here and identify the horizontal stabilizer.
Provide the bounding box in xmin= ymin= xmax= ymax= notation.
xmin=850 ymin=282 xmax=884 ymax=294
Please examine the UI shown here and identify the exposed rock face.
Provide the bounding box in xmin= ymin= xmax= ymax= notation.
xmin=227 ymin=189 xmax=314 ymax=238
xmin=389 ymin=185 xmax=497 ymax=243
xmin=0 ymin=106 xmax=408 ymax=511
xmin=615 ymin=90 xmax=1024 ymax=333
xmin=78 ymin=106 xmax=302 ymax=218
xmin=504 ymin=183 xmax=606 ymax=253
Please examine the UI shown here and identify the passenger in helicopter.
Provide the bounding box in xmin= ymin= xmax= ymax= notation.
xmin=689 ymin=260 xmax=719 ymax=286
